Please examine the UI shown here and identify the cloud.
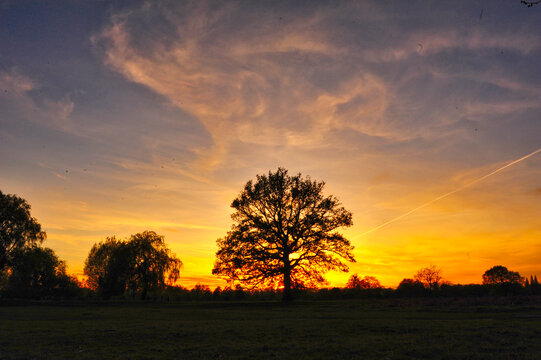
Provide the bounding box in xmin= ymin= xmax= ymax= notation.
xmin=0 ymin=69 xmax=78 ymax=134
xmin=362 ymin=30 xmax=540 ymax=64
xmin=89 ymin=1 xmax=541 ymax=204
xmin=94 ymin=2 xmax=398 ymax=171
xmin=95 ymin=2 xmax=541 ymax=173
xmin=0 ymin=69 xmax=36 ymax=94
xmin=9 ymin=0 xmax=537 ymax=286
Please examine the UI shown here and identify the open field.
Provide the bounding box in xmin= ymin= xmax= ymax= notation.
xmin=1 ymin=299 xmax=541 ymax=359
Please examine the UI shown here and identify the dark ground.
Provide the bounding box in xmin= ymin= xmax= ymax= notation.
xmin=1 ymin=298 xmax=540 ymax=359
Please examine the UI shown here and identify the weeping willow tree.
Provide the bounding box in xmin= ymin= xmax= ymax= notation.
xmin=84 ymin=231 xmax=182 ymax=299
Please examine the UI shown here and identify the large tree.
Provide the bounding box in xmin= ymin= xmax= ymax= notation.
xmin=0 ymin=190 xmax=46 ymax=272
xmin=128 ymin=231 xmax=183 ymax=300
xmin=212 ymin=168 xmax=355 ymax=301
xmin=84 ymin=231 xmax=182 ymax=299
xmin=84 ymin=236 xmax=132 ymax=298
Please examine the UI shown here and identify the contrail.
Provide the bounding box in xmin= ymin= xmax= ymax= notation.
xmin=355 ymin=147 xmax=541 ymax=238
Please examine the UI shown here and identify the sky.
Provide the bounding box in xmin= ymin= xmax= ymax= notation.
xmin=1 ymin=0 xmax=540 ymax=288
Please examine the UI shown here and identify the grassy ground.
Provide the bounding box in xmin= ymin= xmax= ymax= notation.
xmin=1 ymin=299 xmax=540 ymax=359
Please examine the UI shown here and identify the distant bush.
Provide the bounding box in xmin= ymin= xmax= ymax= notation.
xmin=437 ymin=284 xmax=489 ymax=298
xmin=396 ymin=278 xmax=428 ymax=297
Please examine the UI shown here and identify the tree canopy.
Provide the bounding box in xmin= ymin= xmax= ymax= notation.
xmin=0 ymin=190 xmax=46 ymax=271
xmin=346 ymin=274 xmax=382 ymax=289
xmin=414 ymin=265 xmax=443 ymax=290
xmin=4 ymin=245 xmax=80 ymax=299
xmin=84 ymin=231 xmax=182 ymax=299
xmin=482 ymin=265 xmax=524 ymax=285
xmin=396 ymin=278 xmax=428 ymax=297
xmin=212 ymin=168 xmax=355 ymax=301
xmin=84 ymin=236 xmax=132 ymax=298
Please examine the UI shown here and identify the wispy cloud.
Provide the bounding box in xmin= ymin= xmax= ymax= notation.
xmin=0 ymin=69 xmax=79 ymax=135
xmin=0 ymin=69 xmax=36 ymax=94
xmin=95 ymin=2 xmax=541 ymax=167
xmin=94 ymin=2 xmax=398 ymax=170
xmin=3 ymin=1 xmax=541 ymax=287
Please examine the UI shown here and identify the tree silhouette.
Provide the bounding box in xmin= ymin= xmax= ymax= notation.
xmin=0 ymin=190 xmax=46 ymax=272
xmin=482 ymin=265 xmax=524 ymax=285
xmin=396 ymin=278 xmax=427 ymax=297
xmin=4 ymin=245 xmax=80 ymax=298
xmin=414 ymin=265 xmax=443 ymax=291
xmin=128 ymin=231 xmax=182 ymax=300
xmin=84 ymin=231 xmax=182 ymax=299
xmin=212 ymin=168 xmax=355 ymax=301
xmin=346 ymin=274 xmax=381 ymax=289
xmin=84 ymin=237 xmax=132 ymax=298
xmin=525 ymin=275 xmax=540 ymax=295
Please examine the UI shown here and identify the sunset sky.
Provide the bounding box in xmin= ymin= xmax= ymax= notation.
xmin=1 ymin=1 xmax=540 ymax=288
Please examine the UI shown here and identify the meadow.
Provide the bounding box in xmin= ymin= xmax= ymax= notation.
xmin=1 ymin=299 xmax=541 ymax=359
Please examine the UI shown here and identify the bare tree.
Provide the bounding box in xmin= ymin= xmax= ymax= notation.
xmin=414 ymin=265 xmax=443 ymax=290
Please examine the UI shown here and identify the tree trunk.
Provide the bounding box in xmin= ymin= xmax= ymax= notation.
xmin=282 ymin=257 xmax=293 ymax=302
xmin=141 ymin=287 xmax=147 ymax=300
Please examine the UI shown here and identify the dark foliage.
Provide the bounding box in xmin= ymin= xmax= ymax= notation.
xmin=482 ymin=265 xmax=524 ymax=285
xmin=396 ymin=278 xmax=429 ymax=297
xmin=0 ymin=190 xmax=46 ymax=272
xmin=414 ymin=265 xmax=443 ymax=291
xmin=84 ymin=237 xmax=132 ymax=298
xmin=524 ymin=275 xmax=541 ymax=295
xmin=212 ymin=168 xmax=355 ymax=301
xmin=2 ymin=246 xmax=81 ymax=299
xmin=437 ymin=284 xmax=489 ymax=298
xmin=346 ymin=274 xmax=382 ymax=289
xmin=84 ymin=231 xmax=182 ymax=299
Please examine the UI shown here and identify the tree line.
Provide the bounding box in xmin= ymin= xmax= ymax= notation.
xmin=1 ymin=168 xmax=540 ymax=301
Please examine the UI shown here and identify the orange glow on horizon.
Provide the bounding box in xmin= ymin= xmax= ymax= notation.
xmin=2 ymin=2 xmax=540 ymax=292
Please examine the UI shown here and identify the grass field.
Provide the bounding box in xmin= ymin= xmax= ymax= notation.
xmin=1 ymin=299 xmax=541 ymax=359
